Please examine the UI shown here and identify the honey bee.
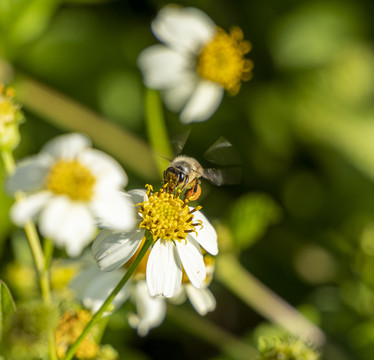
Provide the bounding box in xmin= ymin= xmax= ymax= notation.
xmin=163 ymin=137 xmax=241 ymax=201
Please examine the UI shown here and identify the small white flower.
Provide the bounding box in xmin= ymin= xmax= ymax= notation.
xmin=128 ymin=280 xmax=166 ymax=336
xmin=7 ymin=133 xmax=136 ymax=256
xmin=138 ymin=5 xmax=253 ymax=123
xmin=93 ymin=185 xmax=218 ymax=298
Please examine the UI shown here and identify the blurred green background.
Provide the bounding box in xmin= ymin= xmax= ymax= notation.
xmin=2 ymin=0 xmax=374 ymax=359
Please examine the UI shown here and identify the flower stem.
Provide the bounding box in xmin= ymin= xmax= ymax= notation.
xmin=63 ymin=235 xmax=154 ymax=360
xmin=1 ymin=149 xmax=57 ymax=360
xmin=144 ymin=88 xmax=173 ymax=177
xmin=216 ymin=253 xmax=326 ymax=347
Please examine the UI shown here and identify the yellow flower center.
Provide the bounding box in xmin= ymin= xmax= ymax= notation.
xmin=138 ymin=184 xmax=202 ymax=243
xmin=46 ymin=160 xmax=96 ymax=201
xmin=197 ymin=26 xmax=253 ymax=95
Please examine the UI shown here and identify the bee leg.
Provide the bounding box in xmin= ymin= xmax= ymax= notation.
xmin=185 ymin=180 xmax=202 ymax=201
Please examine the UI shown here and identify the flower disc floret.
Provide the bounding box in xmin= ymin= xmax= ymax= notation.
xmin=138 ymin=184 xmax=202 ymax=242
xmin=197 ymin=26 xmax=253 ymax=95
xmin=46 ymin=159 xmax=96 ymax=201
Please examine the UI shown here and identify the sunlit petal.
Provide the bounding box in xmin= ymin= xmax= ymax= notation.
xmin=188 ymin=210 xmax=218 ymax=255
xmin=39 ymin=196 xmax=95 ymax=256
xmin=10 ymin=191 xmax=52 ymax=226
xmin=185 ymin=284 xmax=216 ymax=315
xmin=91 ymin=191 xmax=137 ymax=231
xmin=176 ymin=238 xmax=206 ymax=288
xmin=147 ymin=240 xmax=182 ymax=298
xmin=128 ymin=280 xmax=167 ymax=336
xmin=138 ymin=45 xmax=192 ymax=89
xmin=6 ymin=155 xmax=52 ymax=194
xmin=180 ymin=80 xmax=224 ymax=123
xmin=41 ymin=133 xmax=90 ymax=160
xmin=92 ymin=229 xmax=144 ymax=271
xmin=152 ymin=6 xmax=215 ymax=54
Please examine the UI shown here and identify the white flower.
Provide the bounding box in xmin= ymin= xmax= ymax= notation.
xmin=128 ymin=280 xmax=166 ymax=336
xmin=93 ymin=185 xmax=218 ymax=298
xmin=138 ymin=5 xmax=253 ymax=123
xmin=7 ymin=133 xmax=136 ymax=256
xmin=70 ymin=264 xmax=166 ymax=336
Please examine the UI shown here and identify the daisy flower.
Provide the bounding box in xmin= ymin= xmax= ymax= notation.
xmin=137 ymin=5 xmax=253 ymax=123
xmin=7 ymin=133 xmax=136 ymax=256
xmin=93 ymin=184 xmax=218 ymax=298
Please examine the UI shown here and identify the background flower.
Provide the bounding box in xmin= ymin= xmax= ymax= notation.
xmin=7 ymin=133 xmax=136 ymax=256
xmin=138 ymin=5 xmax=252 ymax=123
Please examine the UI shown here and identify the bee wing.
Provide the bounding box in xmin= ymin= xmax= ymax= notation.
xmin=204 ymin=136 xmax=241 ymax=166
xmin=171 ymin=129 xmax=191 ymax=156
xmin=203 ymin=167 xmax=242 ymax=186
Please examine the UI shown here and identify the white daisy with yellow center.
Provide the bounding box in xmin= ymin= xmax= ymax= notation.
xmin=137 ymin=5 xmax=253 ymax=123
xmin=93 ymin=184 xmax=218 ymax=298
xmin=7 ymin=133 xmax=136 ymax=256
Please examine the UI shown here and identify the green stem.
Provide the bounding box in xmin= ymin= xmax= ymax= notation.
xmin=144 ymin=88 xmax=173 ymax=177
xmin=216 ymin=253 xmax=326 ymax=347
xmin=1 ymin=149 xmax=57 ymax=360
xmin=63 ymin=235 xmax=154 ymax=360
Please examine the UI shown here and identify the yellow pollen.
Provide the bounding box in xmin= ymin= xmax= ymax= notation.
xmin=46 ymin=160 xmax=96 ymax=201
xmin=197 ymin=26 xmax=253 ymax=95
xmin=138 ymin=184 xmax=202 ymax=242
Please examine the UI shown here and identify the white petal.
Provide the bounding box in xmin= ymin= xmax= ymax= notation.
xmin=91 ymin=191 xmax=136 ymax=231
xmin=41 ymin=133 xmax=91 ymax=160
xmin=152 ymin=6 xmax=216 ymax=54
xmin=189 ymin=210 xmax=218 ymax=255
xmin=10 ymin=191 xmax=52 ymax=226
xmin=180 ymin=80 xmax=224 ymax=123
xmin=128 ymin=280 xmax=167 ymax=336
xmin=70 ymin=266 xmax=129 ymax=314
xmin=185 ymin=284 xmax=216 ymax=315
xmin=79 ymin=148 xmax=127 ymax=188
xmin=39 ymin=197 xmax=95 ymax=256
xmin=146 ymin=240 xmax=182 ymax=298
xmin=128 ymin=189 xmax=147 ymax=206
xmin=92 ymin=229 xmax=144 ymax=271
xmin=6 ymin=155 xmax=52 ymax=194
xmin=162 ymin=76 xmax=197 ymax=112
xmin=176 ymin=238 xmax=205 ymax=288
xmin=138 ymin=45 xmax=193 ymax=89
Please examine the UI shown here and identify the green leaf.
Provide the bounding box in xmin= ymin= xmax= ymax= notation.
xmin=0 ymin=280 xmax=16 ymax=338
xmin=229 ymin=193 xmax=282 ymax=250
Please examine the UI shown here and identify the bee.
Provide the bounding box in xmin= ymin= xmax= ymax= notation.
xmin=163 ymin=137 xmax=241 ymax=201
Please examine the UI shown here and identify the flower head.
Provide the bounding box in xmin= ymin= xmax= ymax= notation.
xmin=138 ymin=5 xmax=253 ymax=123
xmin=0 ymin=84 xmax=24 ymax=150
xmin=93 ymin=184 xmax=218 ymax=298
xmin=7 ymin=133 xmax=136 ymax=256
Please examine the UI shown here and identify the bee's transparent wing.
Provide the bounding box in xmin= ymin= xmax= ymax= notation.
xmin=204 ymin=136 xmax=241 ymax=166
xmin=203 ymin=167 xmax=242 ymax=186
xmin=171 ymin=129 xmax=191 ymax=156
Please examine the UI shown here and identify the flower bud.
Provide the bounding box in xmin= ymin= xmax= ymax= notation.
xmin=0 ymin=84 xmax=24 ymax=151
